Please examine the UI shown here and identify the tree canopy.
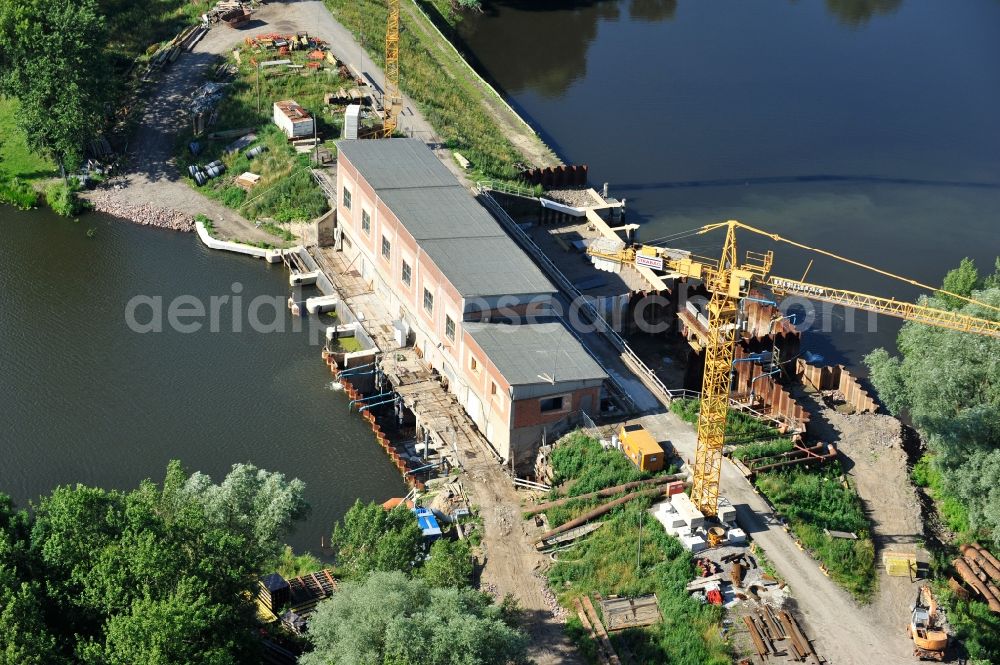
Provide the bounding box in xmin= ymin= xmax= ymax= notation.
xmin=329 ymin=500 xmax=423 ymax=579
xmin=0 ymin=0 xmax=108 ymax=176
xmin=301 ymin=571 xmax=530 ymax=665
xmin=866 ymin=257 xmax=1000 ymax=546
xmin=0 ymin=462 xmax=308 ymax=664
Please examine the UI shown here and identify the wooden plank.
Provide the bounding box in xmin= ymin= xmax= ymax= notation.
xmin=582 ymin=596 xmax=622 ymax=665
xmin=572 ymin=598 xmax=610 ymax=665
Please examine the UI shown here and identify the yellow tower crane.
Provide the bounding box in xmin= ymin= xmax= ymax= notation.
xmin=588 ymin=220 xmax=1000 ymax=518
xmin=382 ymin=0 xmax=404 ymax=138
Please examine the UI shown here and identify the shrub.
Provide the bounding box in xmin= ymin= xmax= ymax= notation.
xmin=550 ymin=430 xmax=645 ymax=495
xmin=44 ymin=180 xmax=87 ymax=217
xmin=731 ymin=438 xmax=795 ymax=461
xmin=0 ymin=177 xmax=39 ymax=209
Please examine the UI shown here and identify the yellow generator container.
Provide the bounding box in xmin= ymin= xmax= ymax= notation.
xmin=619 ymin=423 xmax=665 ymax=472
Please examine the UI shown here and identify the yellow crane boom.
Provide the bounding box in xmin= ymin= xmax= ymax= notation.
xmin=382 ymin=0 xmax=403 ymax=138
xmin=588 ymin=220 xmax=999 ymax=517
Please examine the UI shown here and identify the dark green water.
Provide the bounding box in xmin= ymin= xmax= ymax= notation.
xmin=458 ymin=0 xmax=1000 ymax=367
xmin=0 ymin=208 xmax=404 ymax=552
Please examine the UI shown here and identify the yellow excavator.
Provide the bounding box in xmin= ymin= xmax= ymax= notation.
xmin=588 ymin=220 xmax=1000 ymax=518
xmin=908 ymin=585 xmax=948 ymax=661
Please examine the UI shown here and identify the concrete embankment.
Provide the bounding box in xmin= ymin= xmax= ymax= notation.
xmin=194 ymin=221 xmax=283 ymax=261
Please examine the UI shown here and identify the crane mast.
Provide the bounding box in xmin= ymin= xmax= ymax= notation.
xmin=588 ymin=220 xmax=999 ymax=518
xmin=383 ymin=0 xmax=403 ymax=138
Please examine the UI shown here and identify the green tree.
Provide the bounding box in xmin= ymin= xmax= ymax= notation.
xmin=865 ymin=266 xmax=1000 ymax=547
xmin=165 ymin=461 xmax=310 ymax=556
xmin=301 ymin=572 xmax=529 ymax=665
xmin=0 ymin=495 xmax=62 ymax=665
xmin=330 ymin=501 xmax=423 ymax=579
xmin=940 ymin=257 xmax=982 ymax=309
xmin=0 ymin=0 xmax=107 ymax=179
xmin=20 ymin=462 xmax=308 ymax=662
xmin=81 ymin=579 xmax=245 ymax=665
xmin=421 ymin=538 xmax=473 ymax=589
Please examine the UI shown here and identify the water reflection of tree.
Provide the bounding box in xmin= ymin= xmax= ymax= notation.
xmin=628 ymin=0 xmax=677 ymax=21
xmin=466 ymin=2 xmax=624 ymax=98
xmin=825 ymin=0 xmax=903 ymax=25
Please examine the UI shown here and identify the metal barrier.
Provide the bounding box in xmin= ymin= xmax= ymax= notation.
xmin=475 ymin=179 xmax=539 ymax=200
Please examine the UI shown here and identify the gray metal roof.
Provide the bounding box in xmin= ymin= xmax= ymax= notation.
xmin=337 ymin=138 xmax=456 ymax=190
xmin=422 ymin=237 xmax=556 ymax=298
xmin=464 ymin=321 xmax=608 ymax=386
xmin=377 ymin=186 xmax=502 ymax=240
xmin=337 ymin=138 xmax=555 ymax=299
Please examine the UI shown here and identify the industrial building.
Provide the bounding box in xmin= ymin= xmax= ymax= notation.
xmin=334 ymin=138 xmax=608 ymax=466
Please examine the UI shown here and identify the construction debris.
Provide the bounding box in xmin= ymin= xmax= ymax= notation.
xmin=598 ymin=595 xmax=661 ymax=631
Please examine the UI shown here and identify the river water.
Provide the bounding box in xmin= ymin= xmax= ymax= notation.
xmin=2 ymin=1 xmax=998 ymax=552
xmin=0 ymin=209 xmax=404 ymax=552
xmin=458 ymin=0 xmax=1000 ymax=367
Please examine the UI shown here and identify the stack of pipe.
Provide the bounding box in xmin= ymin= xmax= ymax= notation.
xmin=953 ymin=542 xmax=1000 ymax=613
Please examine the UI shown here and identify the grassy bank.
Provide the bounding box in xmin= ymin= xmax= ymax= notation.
xmin=174 ymin=43 xmax=340 ymax=223
xmin=324 ymin=0 xmax=542 ymax=182
xmin=0 ymin=98 xmax=57 ymax=183
xmin=545 ymin=433 xmax=729 ymax=665
xmin=756 ymin=465 xmax=876 ymax=600
xmin=0 ymin=97 xmax=55 ymax=208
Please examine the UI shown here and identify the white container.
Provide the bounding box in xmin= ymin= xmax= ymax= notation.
xmin=343 ymin=104 xmax=360 ymax=140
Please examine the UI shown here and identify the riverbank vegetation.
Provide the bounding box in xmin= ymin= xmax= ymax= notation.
xmin=866 ymin=258 xmax=1000 ymax=663
xmin=304 ymin=499 xmax=527 ymax=664
xmin=0 ymin=460 xmax=308 ymax=664
xmin=324 ymin=0 xmax=534 ymax=182
xmin=866 ymin=257 xmax=1000 ymax=550
xmin=545 ymin=433 xmax=730 ymax=665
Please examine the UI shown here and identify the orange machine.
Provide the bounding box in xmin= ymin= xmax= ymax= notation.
xmin=908 ymin=586 xmax=948 ymax=661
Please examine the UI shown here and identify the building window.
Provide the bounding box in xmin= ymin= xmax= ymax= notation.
xmin=423 ymin=288 xmax=434 ymax=315
xmin=401 ymin=260 xmax=412 ymax=287
xmin=539 ymin=396 xmax=565 ymax=413
xmin=490 ymin=382 xmax=498 ymax=396
xmin=342 ymin=186 xmax=352 ymax=210
xmin=381 ymin=236 xmax=391 ymax=261
xmin=361 ymin=209 xmax=370 ymax=235
xmin=445 ymin=315 xmax=455 ymax=341
xmin=469 ymin=356 xmax=479 ymax=373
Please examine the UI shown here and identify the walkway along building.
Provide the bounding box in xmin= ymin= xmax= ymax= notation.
xmin=334 ymin=138 xmax=607 ymax=468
